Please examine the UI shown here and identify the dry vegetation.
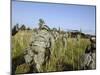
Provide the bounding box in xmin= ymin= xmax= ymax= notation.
xmin=12 ymin=30 xmax=90 ymax=73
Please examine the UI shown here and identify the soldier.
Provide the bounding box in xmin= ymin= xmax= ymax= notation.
xmin=81 ymin=36 xmax=96 ymax=70
xmin=24 ymin=25 xmax=54 ymax=72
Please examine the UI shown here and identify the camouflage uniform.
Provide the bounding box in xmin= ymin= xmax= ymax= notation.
xmin=82 ymin=52 xmax=96 ymax=69
xmin=24 ymin=25 xmax=54 ymax=72
xmin=81 ymin=37 xmax=96 ymax=69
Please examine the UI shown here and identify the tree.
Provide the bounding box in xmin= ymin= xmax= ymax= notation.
xmin=27 ymin=27 xmax=31 ymax=30
xmin=20 ymin=24 xmax=26 ymax=30
xmin=38 ymin=18 xmax=45 ymax=29
xmin=12 ymin=24 xmax=19 ymax=36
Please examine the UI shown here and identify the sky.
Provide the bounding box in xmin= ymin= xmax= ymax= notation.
xmin=12 ymin=1 xmax=96 ymax=35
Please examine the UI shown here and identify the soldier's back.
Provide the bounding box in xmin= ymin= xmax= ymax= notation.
xmin=32 ymin=29 xmax=51 ymax=48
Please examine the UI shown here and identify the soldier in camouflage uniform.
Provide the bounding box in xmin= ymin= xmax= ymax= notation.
xmin=24 ymin=25 xmax=54 ymax=72
xmin=81 ymin=37 xmax=96 ymax=70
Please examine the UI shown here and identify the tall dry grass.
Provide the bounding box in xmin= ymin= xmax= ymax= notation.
xmin=12 ymin=30 xmax=90 ymax=73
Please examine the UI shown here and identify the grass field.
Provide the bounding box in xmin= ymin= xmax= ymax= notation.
xmin=12 ymin=30 xmax=90 ymax=73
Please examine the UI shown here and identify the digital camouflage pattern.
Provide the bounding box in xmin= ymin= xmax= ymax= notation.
xmin=24 ymin=25 xmax=54 ymax=72
xmin=81 ymin=37 xmax=96 ymax=70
